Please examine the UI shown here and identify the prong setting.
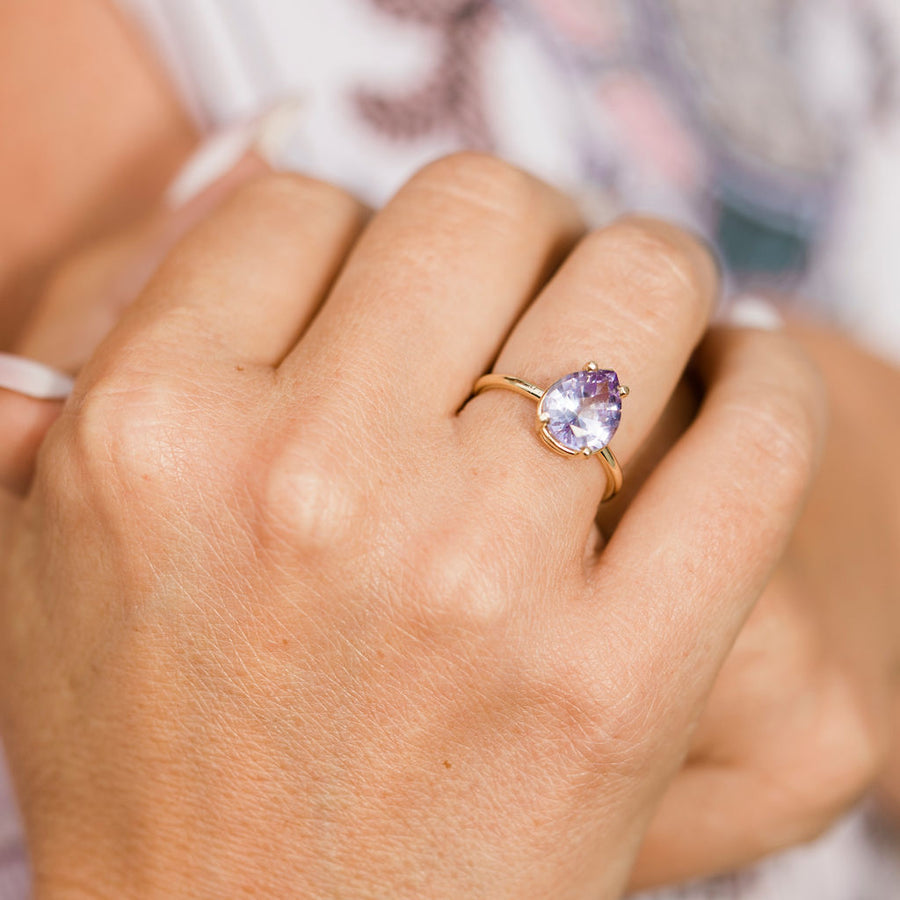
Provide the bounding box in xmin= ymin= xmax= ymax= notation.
xmin=539 ymin=424 xmax=579 ymax=457
xmin=470 ymin=368 xmax=625 ymax=502
xmin=535 ymin=367 xmax=623 ymax=457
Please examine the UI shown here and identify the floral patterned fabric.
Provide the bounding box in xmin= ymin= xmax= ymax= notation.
xmin=124 ymin=0 xmax=900 ymax=363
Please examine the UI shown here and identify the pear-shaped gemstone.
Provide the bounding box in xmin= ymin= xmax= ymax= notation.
xmin=540 ymin=369 xmax=622 ymax=453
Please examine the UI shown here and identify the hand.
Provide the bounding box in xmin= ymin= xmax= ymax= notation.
xmin=0 ymin=145 xmax=265 ymax=492
xmin=631 ymin=322 xmax=900 ymax=888
xmin=0 ymin=154 xmax=824 ymax=898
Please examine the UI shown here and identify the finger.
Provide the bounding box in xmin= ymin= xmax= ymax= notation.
xmin=632 ymin=498 xmax=893 ymax=885
xmin=594 ymin=376 xmax=700 ymax=538
xmin=2 ymin=142 xmax=269 ymax=496
xmin=17 ymin=102 xmax=307 ymax=373
xmin=78 ymin=170 xmax=369 ymax=385
xmin=23 ymin=100 xmax=309 ymax=371
xmin=630 ymin=573 xmax=821 ymax=886
xmin=584 ymin=326 xmax=827 ymax=731
xmin=459 ymin=217 xmax=718 ymax=533
xmin=631 ymin=765 xmax=783 ymax=889
xmin=0 ymin=390 xmax=64 ymax=494
xmin=0 ymin=354 xmax=72 ymax=493
xmin=633 ymin=663 xmax=886 ymax=888
xmin=16 ymin=154 xmax=266 ymax=374
xmin=280 ymin=152 xmax=584 ymax=415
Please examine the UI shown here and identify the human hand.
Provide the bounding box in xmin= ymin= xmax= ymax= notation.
xmin=0 ymin=110 xmax=284 ymax=492
xmin=631 ymin=320 xmax=900 ymax=889
xmin=0 ymin=154 xmax=825 ymax=898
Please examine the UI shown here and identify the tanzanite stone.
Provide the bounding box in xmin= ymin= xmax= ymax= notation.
xmin=540 ymin=369 xmax=622 ymax=453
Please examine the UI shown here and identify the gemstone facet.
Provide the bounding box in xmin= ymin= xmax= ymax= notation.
xmin=539 ymin=369 xmax=622 ymax=454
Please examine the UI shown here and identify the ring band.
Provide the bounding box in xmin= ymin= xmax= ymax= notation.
xmin=472 ymin=363 xmax=628 ymax=502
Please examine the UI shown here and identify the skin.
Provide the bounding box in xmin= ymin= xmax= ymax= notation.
xmin=1 ymin=1 xmax=899 ymax=894
xmin=0 ymin=0 xmax=194 ymax=350
xmin=0 ymin=161 xmax=824 ymax=899
xmin=634 ymin=322 xmax=900 ymax=884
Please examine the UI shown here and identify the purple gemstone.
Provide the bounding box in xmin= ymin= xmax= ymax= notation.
xmin=540 ymin=369 xmax=622 ymax=453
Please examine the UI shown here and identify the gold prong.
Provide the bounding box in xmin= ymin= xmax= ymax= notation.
xmin=618 ymin=385 xmax=630 ymax=398
xmin=584 ymin=361 xmax=599 ymax=371
xmin=538 ymin=412 xmax=550 ymax=424
xmin=540 ymin=425 xmax=578 ymax=457
xmin=582 ymin=447 xmax=593 ymax=458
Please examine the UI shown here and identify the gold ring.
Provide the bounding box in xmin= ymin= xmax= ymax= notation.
xmin=472 ymin=362 xmax=628 ymax=502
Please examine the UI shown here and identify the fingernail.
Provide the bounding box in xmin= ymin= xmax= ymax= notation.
xmin=0 ymin=353 xmax=74 ymax=400
xmin=253 ymin=99 xmax=306 ymax=168
xmin=722 ymin=295 xmax=785 ymax=331
xmin=164 ymin=98 xmax=305 ymax=208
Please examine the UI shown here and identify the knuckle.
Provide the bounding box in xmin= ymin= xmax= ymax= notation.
xmin=69 ymin=374 xmax=192 ymax=487
xmin=748 ymin=398 xmax=815 ymax=490
xmin=396 ymin=522 xmax=511 ymax=632
xmin=518 ymin=627 xmax=664 ymax=774
xmin=253 ymin=441 xmax=364 ymax=557
xmin=727 ymin=339 xmax=827 ymax=498
xmin=407 ymin=151 xmax=558 ymax=222
xmin=588 ymin=218 xmax=718 ymax=333
xmin=230 ymin=171 xmax=364 ymax=226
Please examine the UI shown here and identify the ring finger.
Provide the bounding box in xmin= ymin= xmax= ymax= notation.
xmin=459 ymin=217 xmax=719 ymax=549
